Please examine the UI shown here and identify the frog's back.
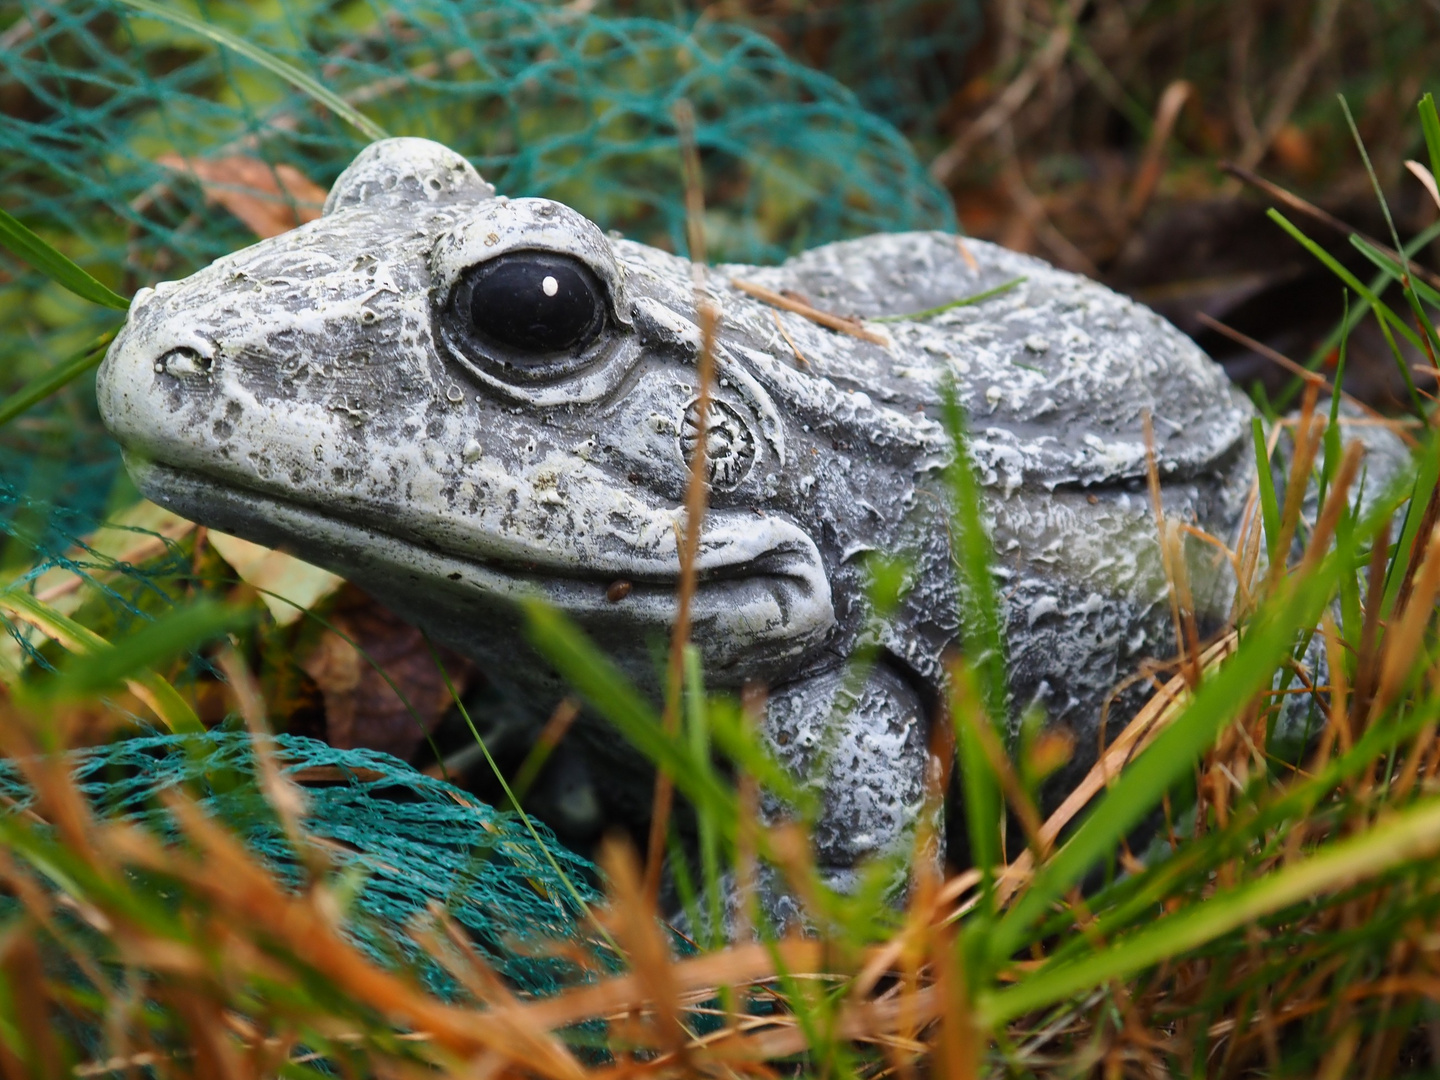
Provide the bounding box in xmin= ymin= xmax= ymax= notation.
xmin=733 ymin=232 xmax=1252 ymax=495
xmin=725 ymin=231 xmax=1258 ymax=760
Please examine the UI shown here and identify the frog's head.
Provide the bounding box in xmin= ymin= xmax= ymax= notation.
xmin=97 ymin=138 xmax=835 ymax=687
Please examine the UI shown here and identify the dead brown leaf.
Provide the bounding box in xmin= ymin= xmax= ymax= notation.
xmin=156 ymin=154 xmax=328 ymax=239
xmin=300 ymin=585 xmax=472 ymax=760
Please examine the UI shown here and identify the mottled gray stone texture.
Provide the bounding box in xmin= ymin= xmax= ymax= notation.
xmin=98 ymin=137 xmax=1281 ymax=914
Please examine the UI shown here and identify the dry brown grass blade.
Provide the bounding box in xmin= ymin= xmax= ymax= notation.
xmin=1351 ymin=517 xmax=1391 ymax=733
xmin=930 ymin=918 xmax=980 ymax=1079
xmin=0 ymin=924 xmax=64 ymax=1080
xmin=992 ymin=633 xmax=1238 ymax=909
xmin=0 ymin=707 xmax=107 ymax=862
xmin=513 ymin=939 xmax=826 ymax=1033
xmin=508 ymin=696 xmax=581 ymax=800
xmin=215 ymin=645 xmax=312 ymax=870
xmin=1298 ymin=440 xmax=1366 ymax=580
xmin=645 ymin=98 xmax=720 ymax=902
xmin=660 ymin=986 xmax=945 ymax=1070
xmin=1219 ymin=162 xmax=1440 ymax=295
xmin=770 ymin=308 xmax=809 ymax=368
xmin=928 ymin=0 xmax=1090 ymax=185
xmin=733 ymin=764 xmax=761 ymax=945
xmin=1406 ymin=160 xmax=1440 ymax=212
xmin=1372 ymin=523 xmax=1440 ymax=719
xmin=1144 ymin=412 xmax=1201 ymax=686
xmin=600 ymin=840 xmax=693 ymax=1065
xmin=1267 ymin=383 xmax=1326 ymax=593
xmin=1392 ymin=477 xmax=1440 ymax=623
xmin=730 ymin=278 xmax=890 ymax=346
xmin=1313 ymin=611 xmax=1351 ymax=768
xmin=1125 ymin=80 xmax=1193 ymax=226
xmin=99 ymin=796 xmax=590 ymax=1075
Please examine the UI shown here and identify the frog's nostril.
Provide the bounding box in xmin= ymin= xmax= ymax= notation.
xmin=155 ymin=347 xmax=213 ymax=379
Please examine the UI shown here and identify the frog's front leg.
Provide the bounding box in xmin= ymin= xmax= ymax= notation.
xmin=753 ymin=663 xmax=937 ymax=929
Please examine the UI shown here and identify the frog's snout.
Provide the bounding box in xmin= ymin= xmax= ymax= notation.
xmin=97 ymin=281 xmax=221 ymax=448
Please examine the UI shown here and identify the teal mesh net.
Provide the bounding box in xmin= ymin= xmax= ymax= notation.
xmin=0 ymin=0 xmax=954 ymax=357
xmin=0 ymin=3 xmax=960 ymax=1025
xmin=717 ymin=0 xmax=984 ymax=139
xmin=0 ymin=731 xmax=602 ymax=1005
xmin=0 ymin=0 xmax=956 ymax=654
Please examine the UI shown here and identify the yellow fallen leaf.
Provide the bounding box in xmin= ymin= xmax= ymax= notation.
xmin=207 ymin=532 xmax=344 ymax=627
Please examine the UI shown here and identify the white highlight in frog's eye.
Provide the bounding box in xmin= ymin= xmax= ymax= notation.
xmin=457 ymin=252 xmax=605 ymax=356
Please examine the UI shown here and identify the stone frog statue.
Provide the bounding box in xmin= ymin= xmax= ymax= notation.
xmin=99 ymin=137 xmax=1266 ymax=902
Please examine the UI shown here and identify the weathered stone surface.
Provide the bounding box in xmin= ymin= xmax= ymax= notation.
xmin=98 ymin=137 xmax=1265 ymax=912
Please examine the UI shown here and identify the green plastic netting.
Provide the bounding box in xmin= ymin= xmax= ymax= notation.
xmin=719 ymin=0 xmax=983 ymax=139
xmin=0 ymin=0 xmax=955 ymax=363
xmin=0 ymin=731 xmax=603 ymax=1004
xmin=0 ymin=0 xmax=962 ymax=1001
xmin=0 ymin=0 xmax=958 ymax=652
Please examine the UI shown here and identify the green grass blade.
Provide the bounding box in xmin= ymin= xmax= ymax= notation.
xmin=1348 ymin=235 xmax=1440 ymax=367
xmin=522 ymin=599 xmax=737 ymax=824
xmin=1381 ymin=432 xmax=1440 ymax=620
xmin=665 ymin=825 xmax=704 ymax=944
xmin=1274 ymin=220 xmax=1440 ymax=411
xmin=0 ymin=589 xmax=206 ymax=734
xmin=114 ymin=0 xmax=389 ymax=143
xmin=870 ymin=276 xmax=1027 ymax=322
xmin=1265 ymin=212 xmax=1424 ymax=356
xmin=1347 ymin=240 xmax=1440 ymax=368
xmin=683 ymin=646 xmax=725 ymax=948
xmin=1267 ymin=209 xmax=1427 ymax=413
xmin=1335 ymin=92 xmax=1440 ymax=361
xmin=1252 ymin=417 xmax=1282 ymax=563
xmin=986 ymin=559 xmax=1339 ymax=965
xmin=952 ymin=661 xmax=1001 ymax=926
xmin=1315 ymin=294 xmax=1349 ymax=513
xmin=48 ymin=601 xmax=244 ymax=700
xmin=1037 ymin=680 xmax=1440 ymax=968
xmin=1422 ymin=94 xmax=1440 ymax=183
xmin=0 ymin=329 xmax=118 ymax=428
xmin=940 ymin=384 xmax=1006 ymax=921
xmin=941 ymin=385 xmax=1008 ymax=722
xmin=979 ymin=793 xmax=1440 ymax=1026
xmin=1350 ymin=235 xmax=1440 ymax=312
xmin=421 ymin=632 xmax=611 ymax=948
xmin=1340 ymin=96 xmax=1410 ymax=278
xmin=0 ymin=207 xmax=129 ymax=311
xmin=706 ymin=698 xmax=811 ymax=813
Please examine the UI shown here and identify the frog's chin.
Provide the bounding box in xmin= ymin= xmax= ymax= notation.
xmin=128 ymin=458 xmax=837 ymax=682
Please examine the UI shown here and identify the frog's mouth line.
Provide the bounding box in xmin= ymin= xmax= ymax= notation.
xmin=127 ymin=459 xmax=837 ymax=655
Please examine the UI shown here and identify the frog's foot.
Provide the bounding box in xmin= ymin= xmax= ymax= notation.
xmin=673 ymin=663 xmax=939 ymax=939
xmin=762 ymin=663 xmax=937 ymax=867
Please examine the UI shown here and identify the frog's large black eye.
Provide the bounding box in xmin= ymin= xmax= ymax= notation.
xmin=457 ymin=251 xmax=605 ymax=357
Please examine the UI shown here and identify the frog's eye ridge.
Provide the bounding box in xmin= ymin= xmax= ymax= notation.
xmin=455 ymin=251 xmax=605 ymax=358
